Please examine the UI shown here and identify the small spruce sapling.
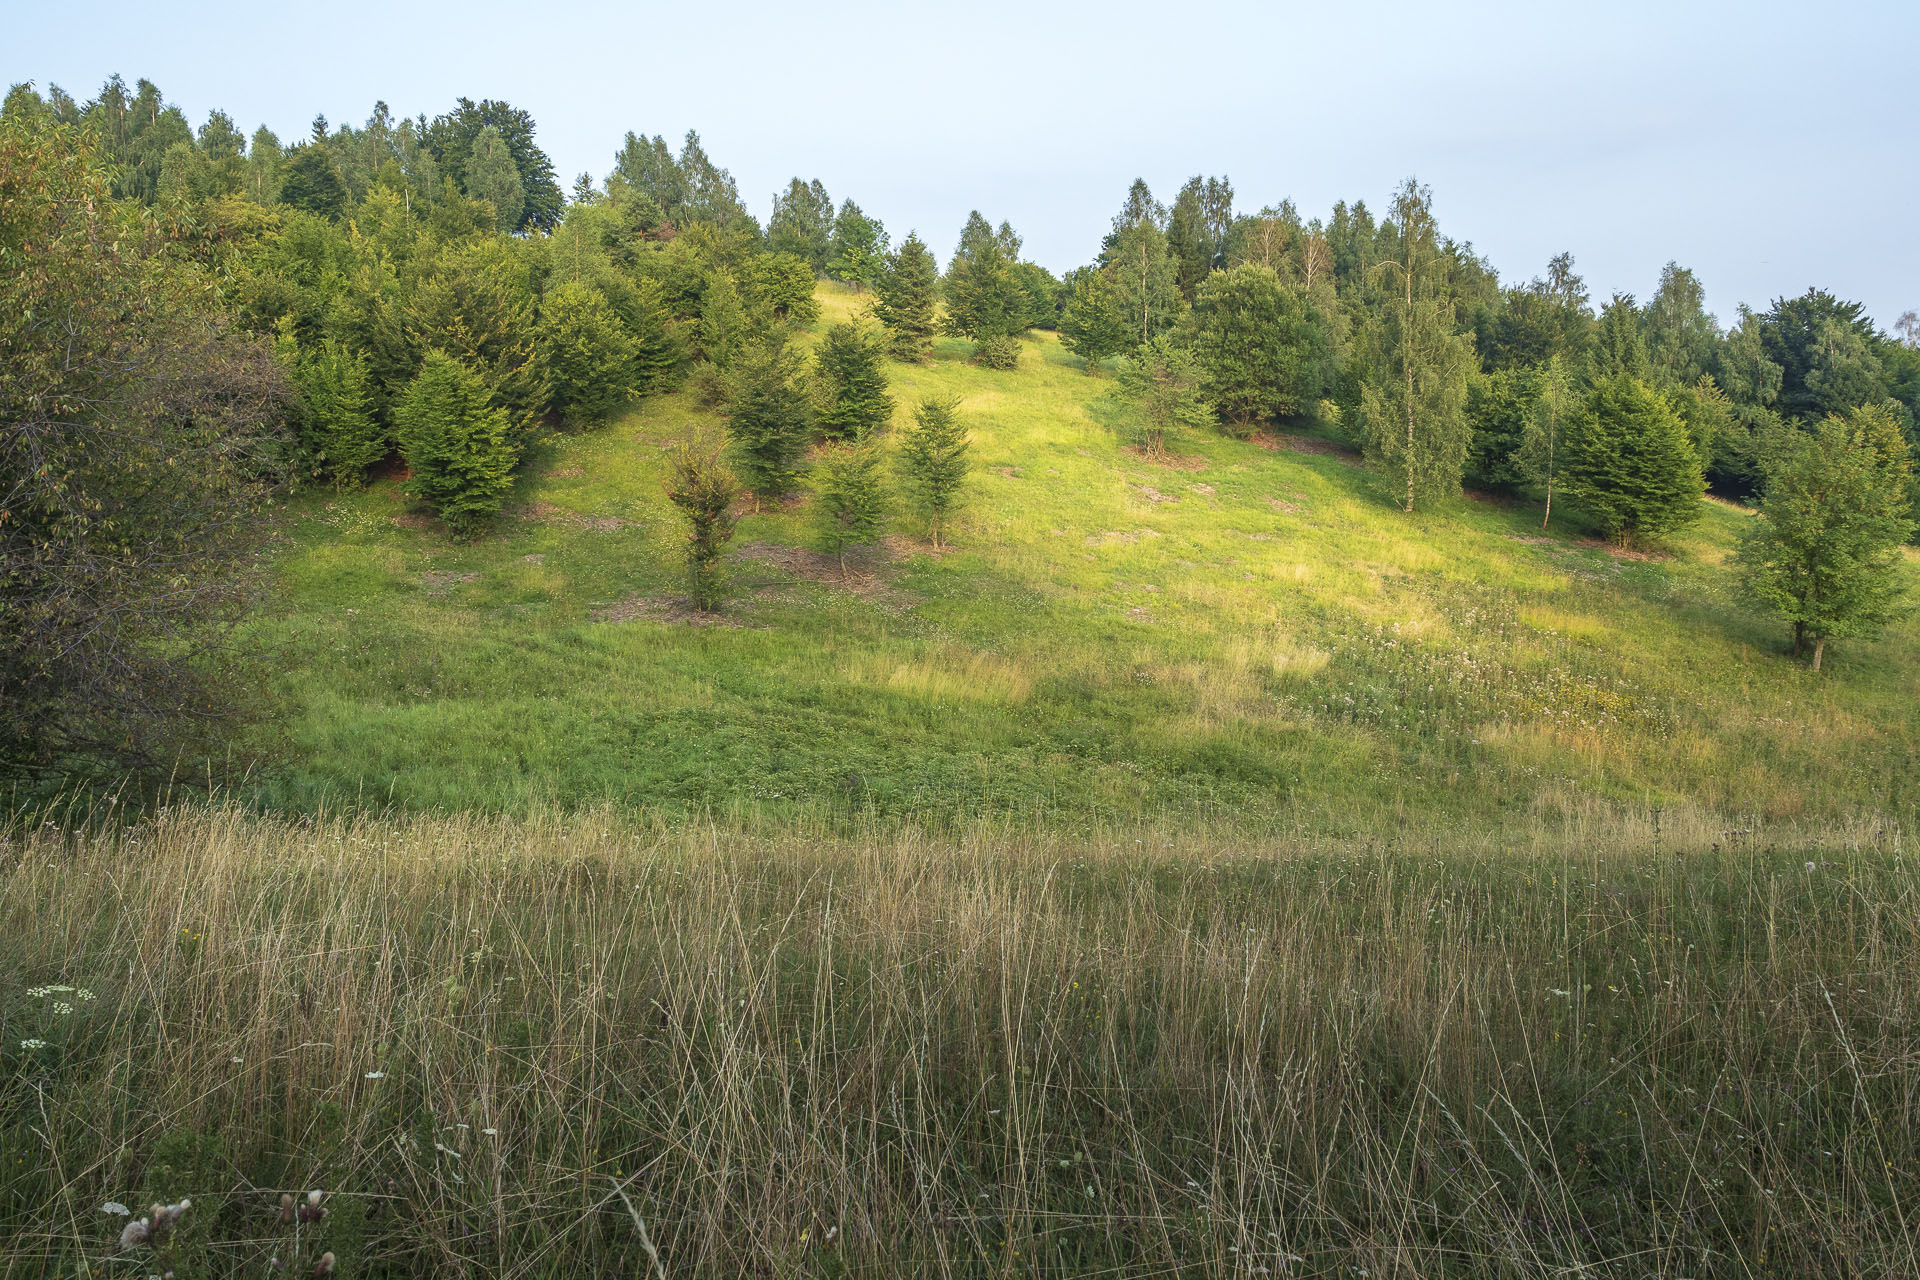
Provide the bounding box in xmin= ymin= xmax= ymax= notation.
xmin=812 ymin=440 xmax=887 ymax=576
xmin=394 ymin=352 xmax=519 ymax=538
xmin=814 ymin=321 xmax=894 ymax=440
xmin=1113 ymin=335 xmax=1213 ymax=460
xmin=896 ymin=397 xmax=971 ymax=548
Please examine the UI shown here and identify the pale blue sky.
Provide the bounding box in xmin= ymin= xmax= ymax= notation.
xmin=9 ymin=0 xmax=1915 ymax=328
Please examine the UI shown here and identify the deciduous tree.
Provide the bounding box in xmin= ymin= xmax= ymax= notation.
xmin=665 ymin=436 xmax=743 ymax=611
xmin=1737 ymin=405 xmax=1915 ymax=670
xmin=1358 ymin=179 xmax=1475 ymax=512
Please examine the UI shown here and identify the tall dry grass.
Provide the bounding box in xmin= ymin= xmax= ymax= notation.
xmin=2 ymin=804 xmax=1917 ymax=1276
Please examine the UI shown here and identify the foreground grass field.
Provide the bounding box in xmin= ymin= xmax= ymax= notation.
xmin=246 ymin=284 xmax=1919 ymax=833
xmin=3 ymin=805 xmax=1917 ymax=1276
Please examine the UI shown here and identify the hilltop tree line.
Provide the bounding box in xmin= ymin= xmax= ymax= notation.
xmin=2 ymin=74 xmax=1914 ymax=781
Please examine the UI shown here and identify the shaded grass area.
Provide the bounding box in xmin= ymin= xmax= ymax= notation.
xmin=246 ymin=283 xmax=1920 ymax=831
xmin=3 ymin=805 xmax=1918 ymax=1276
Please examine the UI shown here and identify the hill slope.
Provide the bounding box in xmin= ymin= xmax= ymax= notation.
xmin=251 ymin=284 xmax=1920 ymax=832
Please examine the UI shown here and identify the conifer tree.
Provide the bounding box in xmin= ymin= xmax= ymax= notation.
xmin=1114 ymin=335 xmax=1214 ymax=459
xmin=1358 ymin=179 xmax=1475 ymax=513
xmin=896 ymin=396 xmax=971 ymax=547
xmin=814 ymin=322 xmax=894 ymax=440
xmin=812 ymin=440 xmax=887 ymax=574
xmin=943 ymin=217 xmax=1026 ymax=370
xmin=538 ymin=281 xmax=637 ymax=427
xmin=1059 ymin=269 xmax=1133 ymax=373
xmin=395 ymin=352 xmax=519 ymax=538
xmin=1464 ymin=366 xmax=1540 ymax=494
xmin=726 ymin=340 xmax=811 ymax=503
xmin=698 ymin=270 xmax=748 ymax=370
xmin=293 ymin=336 xmax=385 ymax=486
xmin=278 ymin=144 xmax=346 ymax=219
xmin=1593 ymin=293 xmax=1651 ymax=379
xmin=626 ymin=278 xmax=684 ymax=393
xmin=1737 ymin=405 xmax=1915 ymax=670
xmin=767 ymin=177 xmax=833 ymax=272
xmin=1560 ymin=374 xmax=1704 ymax=545
xmin=1188 ymin=263 xmax=1324 ymax=430
xmin=872 ymin=233 xmax=938 ymax=362
xmin=466 ymin=125 xmax=525 ymax=234
xmin=665 ymin=436 xmax=743 ymax=612
xmin=406 ymin=239 xmax=549 ymax=446
xmin=827 ymin=200 xmax=887 ymax=291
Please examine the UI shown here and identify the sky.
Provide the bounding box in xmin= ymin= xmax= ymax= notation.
xmin=8 ymin=0 xmax=1916 ymax=329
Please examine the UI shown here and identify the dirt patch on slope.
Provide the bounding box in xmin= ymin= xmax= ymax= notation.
xmin=420 ymin=571 xmax=479 ymax=595
xmin=1121 ymin=444 xmax=1209 ymax=471
xmin=593 ymin=596 xmax=759 ymax=628
xmin=734 ymin=541 xmax=919 ymax=610
xmin=517 ymin=501 xmax=633 ymax=531
xmin=1251 ymin=431 xmax=1360 ymax=459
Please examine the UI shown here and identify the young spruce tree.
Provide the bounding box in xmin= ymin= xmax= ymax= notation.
xmin=872 ymin=232 xmax=939 ymax=362
xmin=1560 ymin=374 xmax=1704 ymax=545
xmin=1188 ymin=263 xmax=1323 ymax=431
xmin=896 ymin=396 xmax=971 ymax=548
xmin=812 ymin=440 xmax=887 ymax=575
xmin=292 ymin=336 xmax=385 ymax=487
xmin=725 ymin=340 xmax=811 ymax=505
xmin=1059 ymin=269 xmax=1133 ymax=373
xmin=814 ymin=321 xmax=894 ymax=440
xmin=538 ymin=280 xmax=637 ymax=427
xmin=395 ymin=352 xmax=519 ymax=538
xmin=1114 ymin=335 xmax=1214 ymax=459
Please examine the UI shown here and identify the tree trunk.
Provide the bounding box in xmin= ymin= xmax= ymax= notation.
xmin=1402 ymin=264 xmax=1416 ymax=514
xmin=1811 ymin=635 xmax=1826 ymax=672
xmin=1791 ymin=621 xmax=1805 ymax=657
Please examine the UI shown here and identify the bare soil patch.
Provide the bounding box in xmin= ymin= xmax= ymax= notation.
xmin=1581 ymin=537 xmax=1671 ymax=562
xmin=592 ymin=596 xmax=758 ymax=628
xmin=884 ymin=533 xmax=962 ymax=559
xmin=420 ymin=571 xmax=479 ymax=595
xmin=1251 ymin=431 xmax=1360 ymax=459
xmin=735 ymin=541 xmax=919 ymax=610
xmin=1121 ymin=444 xmax=1209 ymax=471
xmin=516 ymin=500 xmax=632 ymax=531
xmin=1086 ymin=529 xmax=1163 ymax=548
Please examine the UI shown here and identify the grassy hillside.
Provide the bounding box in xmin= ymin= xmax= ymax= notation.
xmin=248 ymin=283 xmax=1919 ymax=831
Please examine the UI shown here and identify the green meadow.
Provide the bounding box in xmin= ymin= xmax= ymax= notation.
xmin=251 ymin=283 xmax=1918 ymax=834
